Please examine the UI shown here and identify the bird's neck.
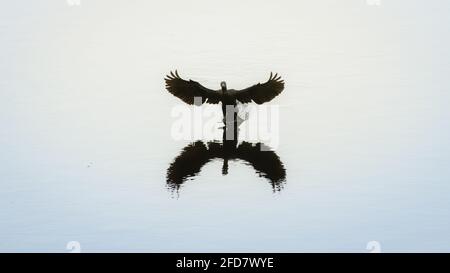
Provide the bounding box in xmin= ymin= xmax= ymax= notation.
xmin=221 ymin=87 xmax=227 ymax=92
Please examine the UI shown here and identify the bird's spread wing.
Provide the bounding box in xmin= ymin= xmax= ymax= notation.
xmin=166 ymin=141 xmax=222 ymax=188
xmin=165 ymin=70 xmax=221 ymax=105
xmin=234 ymin=73 xmax=284 ymax=104
xmin=235 ymin=142 xmax=286 ymax=191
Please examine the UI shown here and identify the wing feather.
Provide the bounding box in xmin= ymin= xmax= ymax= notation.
xmin=164 ymin=70 xmax=221 ymax=105
xmin=234 ymin=73 xmax=285 ymax=104
xmin=235 ymin=142 xmax=286 ymax=191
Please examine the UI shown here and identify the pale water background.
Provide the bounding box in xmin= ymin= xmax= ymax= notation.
xmin=1 ymin=0 xmax=449 ymax=252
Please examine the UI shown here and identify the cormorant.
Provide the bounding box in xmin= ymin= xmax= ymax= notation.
xmin=164 ymin=70 xmax=284 ymax=124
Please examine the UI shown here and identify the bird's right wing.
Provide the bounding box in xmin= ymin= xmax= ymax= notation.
xmin=235 ymin=142 xmax=286 ymax=190
xmin=234 ymin=73 xmax=284 ymax=104
xmin=165 ymin=70 xmax=221 ymax=105
xmin=166 ymin=141 xmax=222 ymax=189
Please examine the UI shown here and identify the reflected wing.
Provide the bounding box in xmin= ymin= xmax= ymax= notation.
xmin=235 ymin=142 xmax=286 ymax=191
xmin=165 ymin=70 xmax=221 ymax=105
xmin=166 ymin=139 xmax=286 ymax=192
xmin=166 ymin=141 xmax=222 ymax=189
xmin=234 ymin=73 xmax=284 ymax=104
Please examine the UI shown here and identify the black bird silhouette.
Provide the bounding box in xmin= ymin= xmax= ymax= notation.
xmin=164 ymin=70 xmax=284 ymax=124
xmin=166 ymin=127 xmax=286 ymax=194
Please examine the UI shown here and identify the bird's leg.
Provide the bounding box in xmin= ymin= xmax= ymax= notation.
xmin=222 ymin=102 xmax=227 ymax=126
xmin=221 ymin=124 xmax=238 ymax=175
xmin=222 ymin=159 xmax=229 ymax=175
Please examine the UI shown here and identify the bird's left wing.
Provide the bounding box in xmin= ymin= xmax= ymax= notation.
xmin=166 ymin=141 xmax=222 ymax=189
xmin=235 ymin=142 xmax=286 ymax=191
xmin=165 ymin=70 xmax=221 ymax=105
xmin=234 ymin=73 xmax=284 ymax=104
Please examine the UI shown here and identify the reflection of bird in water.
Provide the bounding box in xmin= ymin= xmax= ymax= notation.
xmin=164 ymin=70 xmax=284 ymax=125
xmin=166 ymin=127 xmax=286 ymax=194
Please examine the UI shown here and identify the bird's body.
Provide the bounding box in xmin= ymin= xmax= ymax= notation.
xmin=164 ymin=70 xmax=284 ymax=125
xmin=219 ymin=82 xmax=238 ymax=124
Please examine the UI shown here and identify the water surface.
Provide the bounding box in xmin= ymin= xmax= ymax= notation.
xmin=1 ymin=0 xmax=450 ymax=252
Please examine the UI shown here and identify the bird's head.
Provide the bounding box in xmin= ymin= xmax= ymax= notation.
xmin=220 ymin=81 xmax=227 ymax=91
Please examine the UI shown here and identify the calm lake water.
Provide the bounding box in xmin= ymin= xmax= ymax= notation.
xmin=1 ymin=1 xmax=450 ymax=252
